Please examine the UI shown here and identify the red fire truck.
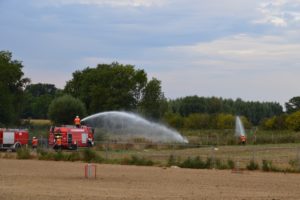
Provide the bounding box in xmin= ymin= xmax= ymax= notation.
xmin=0 ymin=129 xmax=29 ymax=151
xmin=48 ymin=125 xmax=94 ymax=150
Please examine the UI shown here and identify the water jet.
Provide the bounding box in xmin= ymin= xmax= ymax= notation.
xmin=82 ymin=111 xmax=188 ymax=143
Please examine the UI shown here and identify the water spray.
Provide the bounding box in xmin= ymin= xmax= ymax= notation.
xmin=82 ymin=111 xmax=188 ymax=143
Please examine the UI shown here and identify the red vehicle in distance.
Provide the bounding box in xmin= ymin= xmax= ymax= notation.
xmin=0 ymin=129 xmax=29 ymax=151
xmin=48 ymin=125 xmax=94 ymax=150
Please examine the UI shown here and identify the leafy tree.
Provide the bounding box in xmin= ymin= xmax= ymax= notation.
xmin=139 ymin=78 xmax=167 ymax=119
xmin=64 ymin=63 xmax=147 ymax=113
xmin=286 ymin=111 xmax=300 ymax=131
xmin=169 ymin=96 xmax=282 ymax=125
xmin=260 ymin=115 xmax=287 ymax=130
xmin=216 ymin=113 xmax=235 ymax=129
xmin=22 ymin=83 xmax=61 ymax=119
xmin=48 ymin=95 xmax=87 ymax=125
xmin=163 ymin=112 xmax=184 ymax=129
xmin=238 ymin=116 xmax=252 ymax=129
xmin=25 ymin=83 xmax=57 ymax=96
xmin=285 ymin=96 xmax=300 ymax=113
xmin=0 ymin=51 xmax=29 ymax=125
xmin=184 ymin=113 xmax=210 ymax=129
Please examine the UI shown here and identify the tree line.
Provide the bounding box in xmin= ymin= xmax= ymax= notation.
xmin=1 ymin=50 xmax=299 ymax=131
xmin=168 ymin=96 xmax=283 ymax=125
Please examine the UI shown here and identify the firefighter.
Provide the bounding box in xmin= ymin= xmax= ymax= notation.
xmin=240 ymin=135 xmax=246 ymax=145
xmin=55 ymin=136 xmax=62 ymax=151
xmin=72 ymin=140 xmax=78 ymax=150
xmin=74 ymin=115 xmax=81 ymax=128
xmin=32 ymin=137 xmax=38 ymax=149
xmin=87 ymin=138 xmax=93 ymax=147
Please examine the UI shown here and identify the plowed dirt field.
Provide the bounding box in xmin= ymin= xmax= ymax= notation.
xmin=1 ymin=159 xmax=300 ymax=200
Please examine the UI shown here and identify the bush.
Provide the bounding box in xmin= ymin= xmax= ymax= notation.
xmin=214 ymin=158 xmax=230 ymax=170
xmin=286 ymin=111 xmax=300 ymax=131
xmin=48 ymin=95 xmax=87 ymax=124
xmin=16 ymin=148 xmax=31 ymax=159
xmin=66 ymin=152 xmax=81 ymax=162
xmin=38 ymin=149 xmax=54 ymax=160
xmin=82 ymin=148 xmax=102 ymax=163
xmin=53 ymin=151 xmax=66 ymax=161
xmin=262 ymin=160 xmax=279 ymax=172
xmin=205 ymin=157 xmax=214 ymax=169
xmin=227 ymin=159 xmax=235 ymax=169
xmin=122 ymin=155 xmax=154 ymax=166
xmin=167 ymin=154 xmax=178 ymax=166
xmin=179 ymin=156 xmax=206 ymax=169
xmin=289 ymin=159 xmax=300 ymax=170
xmin=246 ymin=159 xmax=259 ymax=170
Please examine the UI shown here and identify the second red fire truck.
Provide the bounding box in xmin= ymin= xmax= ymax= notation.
xmin=0 ymin=129 xmax=29 ymax=151
xmin=48 ymin=125 xmax=94 ymax=150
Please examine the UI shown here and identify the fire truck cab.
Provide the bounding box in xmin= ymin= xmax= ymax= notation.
xmin=48 ymin=125 xmax=94 ymax=150
xmin=0 ymin=129 xmax=29 ymax=151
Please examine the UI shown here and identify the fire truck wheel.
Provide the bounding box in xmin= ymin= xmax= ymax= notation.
xmin=14 ymin=143 xmax=21 ymax=151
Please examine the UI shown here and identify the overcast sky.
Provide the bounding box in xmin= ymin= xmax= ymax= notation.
xmin=1 ymin=0 xmax=300 ymax=106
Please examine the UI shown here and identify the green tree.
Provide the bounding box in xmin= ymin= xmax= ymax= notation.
xmin=184 ymin=113 xmax=210 ymax=129
xmin=22 ymin=83 xmax=61 ymax=119
xmin=286 ymin=111 xmax=300 ymax=131
xmin=0 ymin=51 xmax=29 ymax=125
xmin=285 ymin=97 xmax=300 ymax=113
xmin=64 ymin=63 xmax=147 ymax=113
xmin=260 ymin=115 xmax=287 ymax=130
xmin=163 ymin=112 xmax=184 ymax=129
xmin=216 ymin=113 xmax=235 ymax=129
xmin=139 ymin=78 xmax=167 ymax=119
xmin=48 ymin=95 xmax=87 ymax=124
xmin=169 ymin=96 xmax=282 ymax=125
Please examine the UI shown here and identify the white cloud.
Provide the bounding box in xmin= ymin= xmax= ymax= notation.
xmin=139 ymin=33 xmax=300 ymax=104
xmin=35 ymin=0 xmax=167 ymax=7
xmin=141 ymin=34 xmax=300 ymax=72
xmin=254 ymin=0 xmax=300 ymax=26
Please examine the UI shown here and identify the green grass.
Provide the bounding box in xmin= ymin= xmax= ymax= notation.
xmin=3 ymin=143 xmax=300 ymax=173
xmin=16 ymin=148 xmax=31 ymax=159
xmin=182 ymin=129 xmax=300 ymax=146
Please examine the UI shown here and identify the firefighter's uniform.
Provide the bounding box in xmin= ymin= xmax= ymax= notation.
xmin=56 ymin=136 xmax=62 ymax=150
xmin=74 ymin=116 xmax=81 ymax=128
xmin=32 ymin=137 xmax=38 ymax=149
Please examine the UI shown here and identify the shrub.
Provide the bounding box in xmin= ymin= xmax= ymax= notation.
xmin=48 ymin=95 xmax=87 ymax=124
xmin=246 ymin=159 xmax=259 ymax=170
xmin=289 ymin=159 xmax=300 ymax=170
xmin=122 ymin=155 xmax=154 ymax=166
xmin=227 ymin=159 xmax=235 ymax=169
xmin=53 ymin=151 xmax=66 ymax=161
xmin=286 ymin=111 xmax=300 ymax=131
xmin=16 ymin=148 xmax=31 ymax=159
xmin=38 ymin=149 xmax=54 ymax=160
xmin=82 ymin=148 xmax=102 ymax=163
xmin=167 ymin=154 xmax=178 ymax=166
xmin=66 ymin=152 xmax=81 ymax=162
xmin=214 ymin=158 xmax=231 ymax=170
xmin=179 ymin=156 xmax=206 ymax=169
xmin=205 ymin=157 xmax=214 ymax=169
xmin=262 ymin=160 xmax=279 ymax=172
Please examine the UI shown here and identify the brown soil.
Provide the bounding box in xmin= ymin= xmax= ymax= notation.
xmin=1 ymin=159 xmax=300 ymax=200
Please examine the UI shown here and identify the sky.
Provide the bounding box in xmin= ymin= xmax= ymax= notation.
xmin=1 ymin=0 xmax=300 ymax=106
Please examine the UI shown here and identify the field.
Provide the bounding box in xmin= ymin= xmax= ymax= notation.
xmin=95 ymin=143 xmax=300 ymax=169
xmin=1 ymin=159 xmax=300 ymax=200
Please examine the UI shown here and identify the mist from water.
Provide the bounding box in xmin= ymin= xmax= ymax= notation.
xmin=82 ymin=111 xmax=188 ymax=143
xmin=235 ymin=116 xmax=246 ymax=137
